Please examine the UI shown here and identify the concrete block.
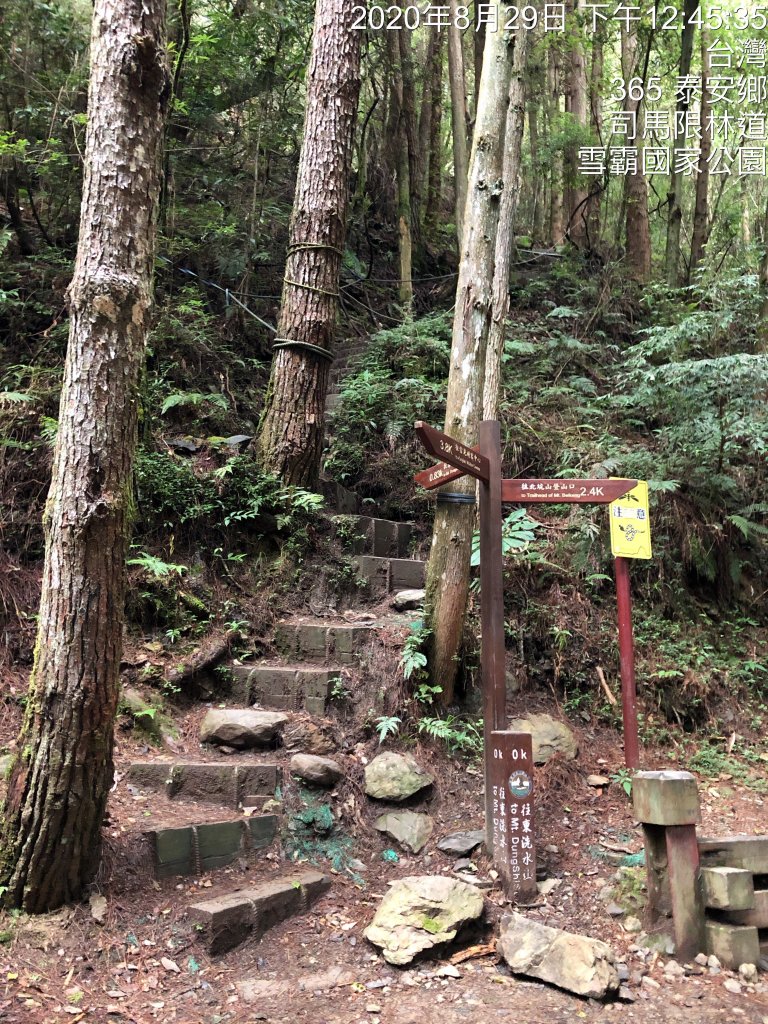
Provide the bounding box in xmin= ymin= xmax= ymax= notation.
xmin=127 ymin=762 xmax=173 ymax=792
xmin=390 ymin=557 xmax=425 ymax=590
xmin=229 ymin=665 xmax=255 ymax=703
xmin=699 ymin=836 xmax=768 ymax=874
xmin=701 ymin=867 xmax=755 ymax=911
xmin=172 ymin=763 xmax=238 ymax=806
xmin=720 ymin=889 xmax=768 ymax=927
xmin=247 ymin=814 xmax=279 ymax=849
xmin=235 ymin=764 xmax=279 ymax=802
xmin=154 ymin=826 xmax=194 ymax=878
xmin=632 ymin=770 xmax=700 ymax=826
xmin=704 ymin=919 xmax=760 ymax=969
xmin=196 ymin=820 xmax=245 ymax=871
xmin=189 ymin=892 xmax=256 ymax=954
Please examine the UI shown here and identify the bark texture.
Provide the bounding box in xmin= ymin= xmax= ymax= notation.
xmin=1 ymin=0 xmax=168 ymax=912
xmin=622 ymin=25 xmax=651 ymax=283
xmin=424 ymin=25 xmax=516 ymax=705
xmin=689 ymin=28 xmax=711 ymax=280
xmin=485 ymin=29 xmax=528 ymax=419
xmin=447 ymin=0 xmax=469 ymax=245
xmin=257 ymin=0 xmax=361 ymax=486
xmin=564 ymin=0 xmax=588 ymax=247
xmin=664 ymin=0 xmax=698 ymax=286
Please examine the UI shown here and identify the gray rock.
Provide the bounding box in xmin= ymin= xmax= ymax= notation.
xmin=624 ymin=916 xmax=643 ymax=933
xmin=364 ymin=752 xmax=434 ymax=802
xmin=391 ymin=589 xmax=425 ymax=611
xmin=498 ymin=912 xmax=619 ymax=999
xmin=364 ymin=875 xmax=484 ymax=966
xmin=374 ymin=811 xmax=433 ymax=853
xmin=606 ymin=903 xmax=626 ymax=917
xmin=739 ymin=962 xmax=758 ymax=983
xmin=723 ymin=978 xmax=742 ymax=995
xmin=437 ymin=830 xmax=485 ymax=856
xmin=618 ymin=985 xmax=636 ymax=1002
xmin=200 ymin=709 xmax=289 ymax=749
xmin=290 ymin=754 xmax=344 ymax=787
xmin=507 ymin=713 xmax=578 ymax=764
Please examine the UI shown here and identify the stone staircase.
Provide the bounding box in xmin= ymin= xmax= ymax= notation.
xmin=123 ymin=500 xmax=425 ymax=956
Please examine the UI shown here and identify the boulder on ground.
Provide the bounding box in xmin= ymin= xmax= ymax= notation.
xmin=364 ymin=875 xmax=484 ymax=965
xmin=364 ymin=752 xmax=433 ymax=802
xmin=437 ymin=830 xmax=485 ymax=856
xmin=498 ymin=911 xmax=619 ymax=999
xmin=290 ymin=754 xmax=344 ymax=788
xmin=507 ymin=712 xmax=578 ymax=764
xmin=375 ymin=811 xmax=433 ymax=853
xmin=391 ymin=589 xmax=425 ymax=611
xmin=283 ymin=714 xmax=338 ymax=755
xmin=200 ymin=709 xmax=289 ymax=749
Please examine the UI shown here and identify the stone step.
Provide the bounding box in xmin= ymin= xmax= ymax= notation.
xmin=319 ymin=477 xmax=359 ymax=514
xmin=718 ymin=889 xmax=768 ymax=928
xmin=699 ymin=836 xmax=768 ymax=874
xmin=127 ymin=760 xmax=280 ymax=808
xmin=149 ymin=814 xmax=279 ymax=879
xmin=230 ymin=662 xmax=339 ymax=714
xmin=338 ymin=516 xmax=413 ymax=558
xmin=353 ymin=554 xmax=426 ymax=593
xmin=704 ymin=919 xmax=760 ymax=969
xmin=326 ymin=392 xmax=342 ymax=412
xmin=189 ymin=868 xmax=331 ymax=954
xmin=275 ymin=619 xmax=379 ymax=664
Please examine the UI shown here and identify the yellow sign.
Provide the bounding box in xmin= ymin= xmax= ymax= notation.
xmin=609 ymin=480 xmax=652 ymax=559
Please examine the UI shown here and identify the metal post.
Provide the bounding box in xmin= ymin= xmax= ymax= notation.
xmin=615 ymin=555 xmax=640 ymax=769
xmin=478 ymin=421 xmax=506 ymax=847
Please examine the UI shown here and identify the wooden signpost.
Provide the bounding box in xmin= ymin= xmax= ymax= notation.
xmin=414 ymin=418 xmax=642 ymax=902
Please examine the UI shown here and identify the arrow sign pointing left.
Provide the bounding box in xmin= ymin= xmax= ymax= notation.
xmin=414 ymin=421 xmax=490 ymax=483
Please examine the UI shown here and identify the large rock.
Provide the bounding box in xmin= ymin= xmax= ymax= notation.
xmin=507 ymin=713 xmax=577 ymax=764
xmin=283 ymin=715 xmax=338 ymax=755
xmin=364 ymin=875 xmax=484 ymax=965
xmin=364 ymin=752 xmax=434 ymax=802
xmin=200 ymin=709 xmax=289 ymax=749
xmin=498 ymin=912 xmax=619 ymax=999
xmin=437 ymin=830 xmax=485 ymax=856
xmin=375 ymin=811 xmax=433 ymax=853
xmin=391 ymin=589 xmax=425 ymax=611
xmin=290 ymin=754 xmax=344 ymax=788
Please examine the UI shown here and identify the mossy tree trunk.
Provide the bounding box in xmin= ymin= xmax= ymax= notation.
xmin=1 ymin=0 xmax=168 ymax=913
xmin=257 ymin=0 xmax=361 ymax=486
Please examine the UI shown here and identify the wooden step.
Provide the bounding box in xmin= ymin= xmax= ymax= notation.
xmin=189 ymin=869 xmax=330 ymax=954
xmin=127 ymin=760 xmax=280 ymax=808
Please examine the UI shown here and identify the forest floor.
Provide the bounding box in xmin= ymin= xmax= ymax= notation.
xmin=1 ymin=687 xmax=768 ymax=1024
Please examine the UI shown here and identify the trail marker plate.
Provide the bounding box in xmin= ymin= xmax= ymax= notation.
xmin=610 ymin=480 xmax=652 ymax=559
xmin=489 ymin=731 xmax=537 ymax=901
xmin=502 ymin=478 xmax=636 ymax=504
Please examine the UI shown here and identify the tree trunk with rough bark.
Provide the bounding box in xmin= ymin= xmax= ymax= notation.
xmin=447 ymin=1 xmax=469 ymax=246
xmin=485 ymin=29 xmax=528 ymax=419
xmin=257 ymin=0 xmax=361 ymax=486
xmin=421 ymin=28 xmax=445 ymax=234
xmin=564 ymin=0 xmax=588 ymax=247
xmin=423 ymin=24 xmax=516 ymax=706
xmin=586 ymin=22 xmax=605 ymax=243
xmin=759 ymin=199 xmax=768 ymax=351
xmin=622 ymin=25 xmax=651 ymax=283
xmin=1 ymin=0 xmax=168 ymax=913
xmin=548 ymin=45 xmax=565 ymax=246
xmin=689 ymin=28 xmax=711 ymax=280
xmin=664 ymin=0 xmax=698 ymax=286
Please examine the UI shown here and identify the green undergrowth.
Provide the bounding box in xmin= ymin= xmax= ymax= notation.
xmin=284 ymin=790 xmax=362 ymax=883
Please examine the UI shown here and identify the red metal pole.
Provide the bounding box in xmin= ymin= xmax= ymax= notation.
xmin=615 ymin=555 xmax=640 ymax=769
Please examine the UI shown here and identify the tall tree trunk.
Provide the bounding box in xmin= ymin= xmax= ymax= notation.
xmin=418 ymin=27 xmax=440 ymax=204
xmin=690 ymin=27 xmax=711 ymax=280
xmin=474 ymin=16 xmax=486 ymax=117
xmin=741 ymin=175 xmax=751 ymax=249
xmin=664 ymin=0 xmax=698 ymax=286
xmin=424 ymin=30 xmax=445 ymax=234
xmin=527 ymin=46 xmax=544 ymax=244
xmin=257 ymin=0 xmax=361 ymax=486
xmin=424 ymin=24 xmax=516 ymax=706
xmin=387 ymin=30 xmax=414 ymax=309
xmin=759 ymin=198 xmax=768 ymax=351
xmin=585 ymin=22 xmax=605 ymax=243
xmin=548 ymin=44 xmax=565 ymax=246
xmin=564 ymin=0 xmax=588 ymax=247
xmin=1 ymin=0 xmax=168 ymax=913
xmin=2 ymin=167 xmax=37 ymax=256
xmin=447 ymin=0 xmax=469 ymax=246
xmin=485 ymin=29 xmax=528 ymax=419
xmin=398 ymin=22 xmax=420 ymax=243
xmin=622 ymin=26 xmax=651 ymax=283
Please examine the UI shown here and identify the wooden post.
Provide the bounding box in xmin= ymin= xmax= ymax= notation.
xmin=489 ymin=731 xmax=537 ymax=902
xmin=615 ymin=555 xmax=640 ymax=769
xmin=633 ymin=771 xmax=704 ymax=959
xmin=478 ymin=421 xmax=506 ymax=848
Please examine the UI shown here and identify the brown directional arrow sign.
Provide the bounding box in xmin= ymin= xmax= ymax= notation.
xmin=414 ymin=421 xmax=489 ymax=483
xmin=501 ymin=478 xmax=636 ymax=504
